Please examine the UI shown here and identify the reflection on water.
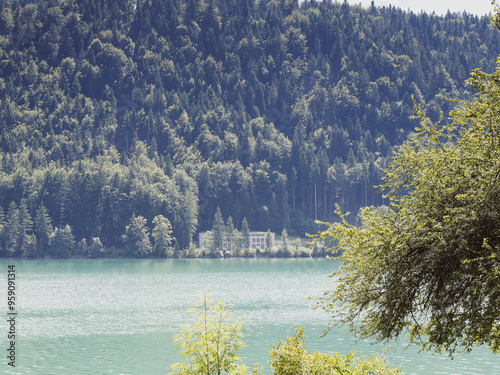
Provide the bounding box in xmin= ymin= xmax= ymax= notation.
xmin=0 ymin=258 xmax=497 ymax=374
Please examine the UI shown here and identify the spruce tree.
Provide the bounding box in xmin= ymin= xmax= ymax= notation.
xmin=152 ymin=215 xmax=174 ymax=257
xmin=241 ymin=217 xmax=250 ymax=250
xmin=225 ymin=216 xmax=235 ymax=252
xmin=281 ymin=228 xmax=289 ymax=256
xmin=211 ymin=207 xmax=224 ymax=252
xmin=34 ymin=203 xmax=53 ymax=256
xmin=5 ymin=202 xmax=20 ymax=257
xmin=265 ymin=229 xmax=272 ymax=254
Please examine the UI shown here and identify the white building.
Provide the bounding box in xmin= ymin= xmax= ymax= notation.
xmin=198 ymin=231 xmax=275 ymax=250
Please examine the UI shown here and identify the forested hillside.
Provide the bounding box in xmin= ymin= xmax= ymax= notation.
xmin=0 ymin=0 xmax=498 ymax=257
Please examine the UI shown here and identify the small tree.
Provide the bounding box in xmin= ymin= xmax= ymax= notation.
xmin=281 ymin=228 xmax=289 ymax=257
xmin=212 ymin=207 xmax=225 ymax=252
xmin=123 ymin=214 xmax=152 ymax=257
xmin=5 ymin=202 xmax=20 ymax=256
xmin=170 ymin=294 xmax=249 ymax=375
xmin=49 ymin=225 xmax=75 ymax=258
xmin=294 ymin=237 xmax=301 ymax=254
xmin=86 ymin=237 xmax=105 ymax=258
xmin=241 ymin=217 xmax=250 ymax=250
xmin=225 ymin=216 xmax=235 ymax=252
xmin=152 ymin=215 xmax=174 ymax=257
xmin=34 ymin=203 xmax=53 ymax=256
xmin=17 ymin=199 xmax=34 ymax=256
xmin=265 ymin=229 xmax=272 ymax=254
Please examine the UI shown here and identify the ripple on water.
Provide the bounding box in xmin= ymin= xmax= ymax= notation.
xmin=3 ymin=258 xmax=499 ymax=375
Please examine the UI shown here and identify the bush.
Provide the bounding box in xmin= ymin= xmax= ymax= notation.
xmin=268 ymin=327 xmax=402 ymax=375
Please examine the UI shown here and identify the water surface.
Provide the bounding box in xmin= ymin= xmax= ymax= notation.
xmin=0 ymin=258 xmax=497 ymax=374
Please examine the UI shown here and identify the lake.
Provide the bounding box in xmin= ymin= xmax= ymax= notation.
xmin=0 ymin=258 xmax=498 ymax=374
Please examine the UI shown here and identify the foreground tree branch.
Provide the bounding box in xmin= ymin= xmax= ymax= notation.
xmin=315 ymin=22 xmax=500 ymax=355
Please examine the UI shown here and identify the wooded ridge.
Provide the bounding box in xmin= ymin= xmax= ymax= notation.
xmin=0 ymin=0 xmax=498 ymax=257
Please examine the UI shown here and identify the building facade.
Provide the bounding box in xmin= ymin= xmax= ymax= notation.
xmin=198 ymin=231 xmax=275 ymax=250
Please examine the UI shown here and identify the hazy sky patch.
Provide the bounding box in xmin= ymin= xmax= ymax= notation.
xmin=350 ymin=0 xmax=494 ymax=16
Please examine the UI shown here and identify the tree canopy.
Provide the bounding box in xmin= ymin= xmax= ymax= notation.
xmin=316 ymin=48 xmax=500 ymax=355
xmin=1 ymin=0 xmax=499 ymax=257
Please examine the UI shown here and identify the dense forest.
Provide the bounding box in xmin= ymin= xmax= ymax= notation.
xmin=0 ymin=0 xmax=498 ymax=257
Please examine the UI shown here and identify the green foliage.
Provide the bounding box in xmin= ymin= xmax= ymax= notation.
xmin=3 ymin=200 xmax=36 ymax=257
xmin=34 ymin=203 xmax=53 ymax=256
xmin=211 ymin=207 xmax=225 ymax=252
xmin=268 ymin=327 xmax=402 ymax=375
xmin=1 ymin=0 xmax=499 ymax=257
xmin=49 ymin=225 xmax=75 ymax=258
xmin=170 ymin=294 xmax=250 ymax=375
xmin=152 ymin=215 xmax=174 ymax=257
xmin=280 ymin=228 xmax=289 ymax=256
xmin=86 ymin=237 xmax=105 ymax=258
xmin=315 ymin=56 xmax=500 ymax=354
xmin=265 ymin=229 xmax=272 ymax=253
xmin=241 ymin=218 xmax=250 ymax=250
xmin=122 ymin=214 xmax=152 ymax=257
xmin=225 ymin=216 xmax=236 ymax=253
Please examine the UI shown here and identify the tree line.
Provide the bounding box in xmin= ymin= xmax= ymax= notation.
xmin=0 ymin=0 xmax=498 ymax=257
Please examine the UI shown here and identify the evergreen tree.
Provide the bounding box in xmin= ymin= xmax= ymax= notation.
xmin=295 ymin=237 xmax=302 ymax=254
xmin=211 ymin=207 xmax=224 ymax=252
xmin=17 ymin=199 xmax=33 ymax=257
xmin=5 ymin=202 xmax=20 ymax=257
xmin=34 ymin=203 xmax=53 ymax=256
xmin=0 ymin=207 xmax=5 ymax=255
xmin=265 ymin=229 xmax=272 ymax=253
xmin=281 ymin=228 xmax=289 ymax=256
xmin=225 ymin=216 xmax=235 ymax=252
xmin=241 ymin=217 xmax=250 ymax=250
xmin=0 ymin=0 xmax=498 ymax=258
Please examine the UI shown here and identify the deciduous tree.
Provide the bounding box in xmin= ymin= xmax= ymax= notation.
xmin=49 ymin=225 xmax=75 ymax=258
xmin=316 ymin=56 xmax=500 ymax=354
xmin=170 ymin=294 xmax=250 ymax=375
xmin=123 ymin=214 xmax=152 ymax=257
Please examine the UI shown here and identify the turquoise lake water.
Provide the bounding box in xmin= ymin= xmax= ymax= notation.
xmin=0 ymin=258 xmax=498 ymax=374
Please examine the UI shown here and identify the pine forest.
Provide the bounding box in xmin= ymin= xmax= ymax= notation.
xmin=0 ymin=0 xmax=498 ymax=258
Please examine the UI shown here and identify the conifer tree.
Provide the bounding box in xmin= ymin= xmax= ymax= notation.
xmin=152 ymin=215 xmax=174 ymax=257
xmin=281 ymin=228 xmax=289 ymax=256
xmin=34 ymin=203 xmax=53 ymax=256
xmin=241 ymin=217 xmax=250 ymax=250
xmin=211 ymin=207 xmax=224 ymax=252
xmin=225 ymin=216 xmax=235 ymax=252
xmin=265 ymin=229 xmax=272 ymax=253
xmin=5 ymin=202 xmax=20 ymax=257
